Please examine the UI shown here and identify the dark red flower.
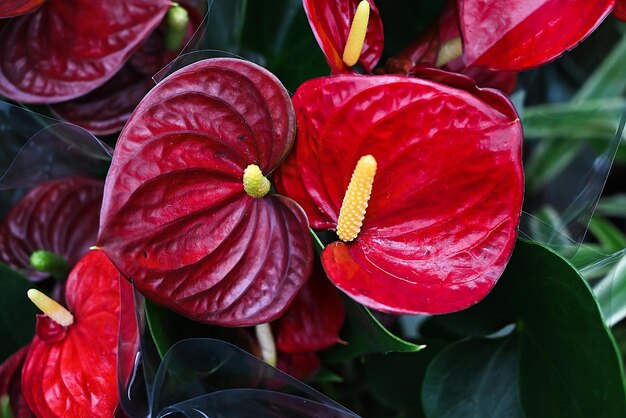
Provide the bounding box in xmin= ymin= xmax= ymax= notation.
xmin=275 ymin=74 xmax=523 ymax=315
xmin=459 ymin=0 xmax=615 ymax=71
xmin=21 ymin=250 xmax=136 ymax=418
xmin=615 ymin=0 xmax=626 ymax=20
xmin=0 ymin=346 xmax=33 ymax=418
xmin=97 ymin=58 xmax=313 ymax=326
xmin=273 ymin=265 xmax=345 ymax=379
xmin=303 ymin=0 xmax=384 ymax=74
xmin=0 ymin=177 xmax=103 ymax=282
xmin=0 ymin=0 xmax=44 ymax=18
xmin=0 ymin=0 xmax=171 ymax=103
xmin=48 ymin=0 xmax=206 ymax=135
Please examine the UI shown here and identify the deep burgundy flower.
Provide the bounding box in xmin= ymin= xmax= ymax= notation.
xmin=21 ymin=250 xmax=136 ymax=418
xmin=0 ymin=346 xmax=33 ymax=418
xmin=97 ymin=58 xmax=313 ymax=326
xmin=0 ymin=0 xmax=171 ymax=103
xmin=275 ymin=74 xmax=523 ymax=315
xmin=0 ymin=176 xmax=103 ymax=282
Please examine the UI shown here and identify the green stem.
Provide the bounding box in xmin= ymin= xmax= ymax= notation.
xmin=165 ymin=4 xmax=190 ymax=52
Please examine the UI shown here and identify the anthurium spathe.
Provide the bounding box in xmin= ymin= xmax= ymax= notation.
xmin=459 ymin=0 xmax=615 ymax=71
xmin=0 ymin=177 xmax=103 ymax=282
xmin=274 ymin=75 xmax=523 ymax=314
xmin=97 ymin=58 xmax=313 ymax=326
xmin=21 ymin=250 xmax=136 ymax=418
xmin=0 ymin=0 xmax=171 ymax=103
xmin=0 ymin=0 xmax=44 ymax=18
xmin=302 ymin=0 xmax=384 ymax=74
xmin=0 ymin=346 xmax=32 ymax=418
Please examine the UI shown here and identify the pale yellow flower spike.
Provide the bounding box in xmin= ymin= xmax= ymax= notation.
xmin=337 ymin=155 xmax=377 ymax=242
xmin=27 ymin=289 xmax=74 ymax=327
xmin=255 ymin=323 xmax=277 ymax=367
xmin=342 ymin=0 xmax=371 ymax=67
xmin=436 ymin=37 xmax=463 ymax=67
xmin=243 ymin=164 xmax=271 ymax=198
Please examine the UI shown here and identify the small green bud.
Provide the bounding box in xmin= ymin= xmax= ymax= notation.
xmin=29 ymin=250 xmax=70 ymax=281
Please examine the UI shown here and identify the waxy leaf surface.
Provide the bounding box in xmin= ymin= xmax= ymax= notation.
xmin=459 ymin=0 xmax=615 ymax=71
xmin=0 ymin=0 xmax=44 ymax=18
xmin=275 ymin=75 xmax=523 ymax=314
xmin=0 ymin=177 xmax=103 ymax=282
xmin=0 ymin=0 xmax=171 ymax=103
xmin=21 ymin=250 xmax=135 ymax=418
xmin=302 ymin=0 xmax=384 ymax=73
xmin=98 ymin=58 xmax=313 ymax=326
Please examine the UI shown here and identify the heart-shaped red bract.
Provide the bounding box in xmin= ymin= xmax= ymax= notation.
xmin=0 ymin=0 xmax=44 ymax=18
xmin=98 ymin=58 xmax=313 ymax=326
xmin=459 ymin=0 xmax=615 ymax=71
xmin=0 ymin=346 xmax=33 ymax=418
xmin=615 ymin=0 xmax=626 ymax=20
xmin=0 ymin=0 xmax=171 ymax=103
xmin=274 ymin=74 xmax=523 ymax=315
xmin=21 ymin=250 xmax=134 ymax=418
xmin=303 ymin=0 xmax=384 ymax=73
xmin=0 ymin=177 xmax=103 ymax=282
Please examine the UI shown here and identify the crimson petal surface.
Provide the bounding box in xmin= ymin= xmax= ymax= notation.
xmin=459 ymin=0 xmax=615 ymax=71
xmin=0 ymin=177 xmax=103 ymax=281
xmin=21 ymin=250 xmax=132 ymax=418
xmin=275 ymin=75 xmax=523 ymax=314
xmin=303 ymin=0 xmax=384 ymax=74
xmin=0 ymin=0 xmax=171 ymax=103
xmin=98 ymin=58 xmax=312 ymax=326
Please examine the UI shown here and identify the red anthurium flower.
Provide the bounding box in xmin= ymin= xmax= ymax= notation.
xmin=385 ymin=1 xmax=517 ymax=94
xmin=48 ymin=1 xmax=205 ymax=135
xmin=303 ymin=0 xmax=384 ymax=73
xmin=0 ymin=177 xmax=103 ymax=282
xmin=273 ymin=265 xmax=345 ymax=379
xmin=0 ymin=346 xmax=33 ymax=418
xmin=459 ymin=0 xmax=615 ymax=71
xmin=21 ymin=250 xmax=136 ymax=418
xmin=97 ymin=58 xmax=313 ymax=326
xmin=0 ymin=0 xmax=44 ymax=18
xmin=274 ymin=75 xmax=523 ymax=315
xmin=0 ymin=0 xmax=171 ymax=103
xmin=615 ymin=0 xmax=626 ymax=20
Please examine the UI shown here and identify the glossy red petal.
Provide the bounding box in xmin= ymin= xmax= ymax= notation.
xmin=21 ymin=250 xmax=130 ymax=418
xmin=277 ymin=75 xmax=523 ymax=314
xmin=0 ymin=177 xmax=103 ymax=282
xmin=303 ymin=0 xmax=384 ymax=73
xmin=98 ymin=58 xmax=312 ymax=326
xmin=274 ymin=265 xmax=345 ymax=353
xmin=0 ymin=0 xmax=44 ymax=18
xmin=0 ymin=0 xmax=171 ymax=103
xmin=459 ymin=0 xmax=615 ymax=71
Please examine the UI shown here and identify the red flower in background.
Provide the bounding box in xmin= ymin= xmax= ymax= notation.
xmin=275 ymin=74 xmax=523 ymax=315
xmin=21 ymin=250 xmax=136 ymax=418
xmin=0 ymin=0 xmax=171 ymax=103
xmin=97 ymin=58 xmax=313 ymax=326
xmin=0 ymin=176 xmax=103 ymax=282
xmin=459 ymin=0 xmax=616 ymax=71
xmin=0 ymin=346 xmax=32 ymax=418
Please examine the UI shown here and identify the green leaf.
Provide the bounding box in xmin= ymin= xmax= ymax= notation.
xmin=588 ymin=217 xmax=626 ymax=252
xmin=422 ymin=337 xmax=524 ymax=418
xmin=322 ymin=298 xmax=423 ymax=363
xmin=365 ymin=342 xmax=446 ymax=417
xmin=594 ymin=252 xmax=626 ymax=326
xmin=597 ymin=194 xmax=626 ymax=217
xmin=241 ymin=0 xmax=328 ymax=92
xmin=0 ymin=264 xmax=38 ymax=362
xmin=145 ymin=300 xmax=249 ymax=359
xmin=524 ymin=138 xmax=584 ymax=191
xmin=509 ymin=241 xmax=626 ymax=418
